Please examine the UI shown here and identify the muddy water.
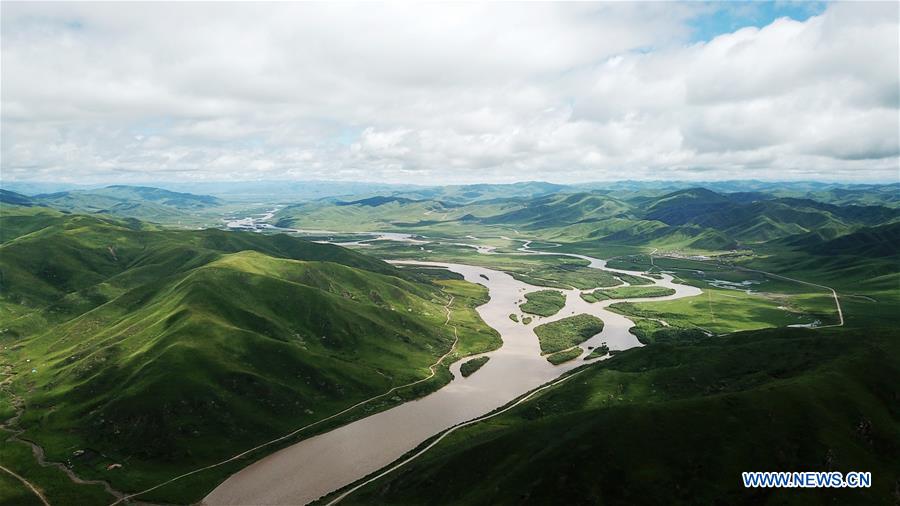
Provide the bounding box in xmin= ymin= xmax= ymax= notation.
xmin=204 ymin=250 xmax=700 ymax=506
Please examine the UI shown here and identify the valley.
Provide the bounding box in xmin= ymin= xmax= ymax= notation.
xmin=3 ymin=4 xmax=898 ymax=504
xmin=0 ymin=181 xmax=896 ymax=505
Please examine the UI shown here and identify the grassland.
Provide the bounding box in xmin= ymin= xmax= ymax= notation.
xmin=436 ymin=279 xmax=502 ymax=361
xmin=460 ymin=357 xmax=490 ymax=377
xmin=602 ymin=254 xmax=840 ymax=341
xmin=545 ymin=348 xmax=582 ymax=365
xmin=508 ymin=264 xmax=621 ymax=290
xmin=607 ymin=285 xmax=816 ymax=337
xmin=519 ymin=290 xmax=566 ymax=317
xmin=617 ymin=318 xmax=708 ymax=345
xmin=338 ymin=327 xmax=900 ymax=505
xmin=584 ymin=345 xmax=610 ymax=360
xmin=615 ymin=273 xmax=654 ymax=285
xmin=581 ymin=286 xmax=675 ymax=302
xmin=0 ymin=431 xmax=113 ymax=505
xmin=534 ymin=315 xmax=604 ymax=354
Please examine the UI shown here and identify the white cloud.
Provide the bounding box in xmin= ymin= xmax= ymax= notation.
xmin=0 ymin=2 xmax=897 ymax=184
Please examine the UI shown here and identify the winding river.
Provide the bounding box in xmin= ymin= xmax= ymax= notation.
xmin=203 ymin=242 xmax=701 ymax=505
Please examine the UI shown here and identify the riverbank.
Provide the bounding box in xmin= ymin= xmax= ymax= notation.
xmin=204 ymin=244 xmax=700 ymax=505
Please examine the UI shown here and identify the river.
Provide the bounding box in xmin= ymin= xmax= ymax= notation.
xmin=203 ymin=242 xmax=701 ymax=505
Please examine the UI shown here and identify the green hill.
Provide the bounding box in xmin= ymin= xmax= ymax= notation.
xmin=481 ymin=193 xmax=632 ymax=229
xmin=770 ymin=222 xmax=900 ymax=259
xmin=814 ymin=222 xmax=900 ymax=258
xmin=339 ymin=327 xmax=900 ymax=506
xmin=0 ymin=209 xmax=499 ymax=502
xmin=0 ymin=189 xmax=36 ymax=206
xmin=640 ymin=189 xmax=900 ymax=244
xmin=28 ymin=185 xmax=223 ymax=223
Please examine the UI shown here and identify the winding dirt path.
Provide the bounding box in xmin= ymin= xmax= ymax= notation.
xmin=734 ymin=266 xmax=843 ymax=327
xmin=1 ymin=367 xmax=125 ymax=503
xmin=0 ymin=463 xmax=50 ymax=506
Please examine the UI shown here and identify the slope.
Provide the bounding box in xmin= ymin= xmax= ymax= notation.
xmin=339 ymin=327 xmax=900 ymax=506
xmin=0 ymin=210 xmax=499 ymax=502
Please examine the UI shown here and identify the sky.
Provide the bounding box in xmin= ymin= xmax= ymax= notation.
xmin=1 ymin=1 xmax=898 ymax=185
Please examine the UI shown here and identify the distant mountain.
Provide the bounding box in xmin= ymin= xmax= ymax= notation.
xmin=603 ymin=223 xmax=737 ymax=250
xmin=36 ymin=184 xmax=220 ymax=208
xmin=397 ymin=181 xmax=568 ymax=204
xmin=781 ymin=183 xmax=900 ymax=208
xmin=481 ymin=192 xmax=632 ymax=229
xmin=471 ymin=191 xmax=739 ymax=249
xmin=639 ymin=188 xmax=900 ymax=243
xmin=640 ymin=188 xmax=733 ymax=224
xmin=92 ymin=185 xmax=220 ymax=207
xmin=274 ymin=185 xmax=899 ymax=251
xmin=0 ymin=181 xmax=101 ymax=195
xmin=154 ymin=180 xmax=421 ymax=201
xmin=0 ymin=189 xmax=36 ymax=206
xmin=772 ymin=222 xmax=900 ymax=259
xmin=337 ymin=196 xmax=418 ymax=207
xmin=28 ymin=185 xmax=223 ymax=223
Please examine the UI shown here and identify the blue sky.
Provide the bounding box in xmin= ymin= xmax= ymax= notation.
xmin=690 ymin=1 xmax=828 ymax=41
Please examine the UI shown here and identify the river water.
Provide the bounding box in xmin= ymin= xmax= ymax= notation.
xmin=204 ymin=244 xmax=701 ymax=505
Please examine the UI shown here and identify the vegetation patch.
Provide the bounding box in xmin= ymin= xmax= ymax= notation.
xmin=607 ymin=283 xmax=819 ymax=336
xmin=519 ymin=290 xmax=566 ymax=317
xmin=546 ymin=348 xmax=582 ymax=365
xmin=534 ymin=314 xmax=604 ymax=354
xmin=509 ymin=265 xmax=620 ymax=290
xmin=460 ymin=357 xmax=490 ymax=377
xmin=615 ymin=273 xmax=654 ymax=286
xmin=436 ymin=279 xmax=502 ymax=361
xmin=509 ymin=314 xmax=519 ymax=322
xmin=581 ymin=286 xmax=675 ymax=302
xmin=584 ymin=345 xmax=610 ymax=360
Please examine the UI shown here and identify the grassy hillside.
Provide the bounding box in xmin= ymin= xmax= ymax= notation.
xmin=773 ymin=222 xmax=900 ymax=259
xmin=519 ymin=290 xmax=566 ymax=317
xmin=338 ymin=327 xmax=900 ymax=505
xmin=481 ymin=193 xmax=632 ymax=229
xmin=0 ymin=208 xmax=499 ymax=503
xmin=639 ymin=189 xmax=900 ymax=244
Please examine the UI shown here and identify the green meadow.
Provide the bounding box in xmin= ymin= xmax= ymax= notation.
xmin=534 ymin=315 xmax=605 ymax=354
xmin=519 ymin=290 xmax=566 ymax=317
